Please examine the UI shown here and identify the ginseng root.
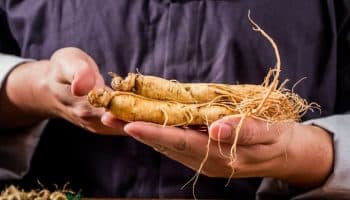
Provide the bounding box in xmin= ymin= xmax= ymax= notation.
xmin=109 ymin=72 xmax=241 ymax=104
xmin=88 ymin=90 xmax=236 ymax=126
xmin=88 ymin=84 xmax=309 ymax=126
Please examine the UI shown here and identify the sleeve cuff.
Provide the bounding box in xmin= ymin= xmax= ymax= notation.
xmin=0 ymin=53 xmax=33 ymax=89
xmin=0 ymin=120 xmax=48 ymax=179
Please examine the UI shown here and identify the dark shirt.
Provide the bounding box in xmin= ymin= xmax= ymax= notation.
xmin=0 ymin=0 xmax=349 ymax=199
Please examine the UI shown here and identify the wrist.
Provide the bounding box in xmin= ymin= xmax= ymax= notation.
xmin=0 ymin=60 xmax=51 ymax=128
xmin=281 ymin=124 xmax=333 ymax=189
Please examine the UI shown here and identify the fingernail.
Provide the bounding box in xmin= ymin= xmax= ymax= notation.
xmin=124 ymin=123 xmax=141 ymax=140
xmin=101 ymin=113 xmax=114 ymax=127
xmin=101 ymin=113 xmax=108 ymax=125
xmin=101 ymin=112 xmax=119 ymax=128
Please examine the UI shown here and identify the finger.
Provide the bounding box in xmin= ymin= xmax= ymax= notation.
xmin=124 ymin=122 xmax=236 ymax=177
xmin=209 ymin=116 xmax=286 ymax=145
xmin=82 ymin=116 xmax=127 ymax=135
xmin=124 ymin=122 xmax=210 ymax=156
xmin=123 ymin=122 xmax=282 ymax=178
xmin=51 ymin=47 xmax=104 ymax=96
xmin=72 ymin=68 xmax=106 ymax=96
xmin=148 ymin=143 xmax=276 ymax=178
xmin=101 ymin=112 xmax=123 ymax=128
xmin=124 ymin=122 xmax=234 ymax=158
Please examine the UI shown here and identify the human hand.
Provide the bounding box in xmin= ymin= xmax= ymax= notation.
xmin=123 ymin=116 xmax=333 ymax=188
xmin=3 ymin=47 xmax=124 ymax=135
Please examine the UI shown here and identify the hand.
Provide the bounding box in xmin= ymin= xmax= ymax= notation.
xmin=123 ymin=116 xmax=333 ymax=188
xmin=1 ymin=47 xmax=124 ymax=135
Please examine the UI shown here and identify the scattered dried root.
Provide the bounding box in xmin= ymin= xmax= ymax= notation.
xmin=0 ymin=185 xmax=79 ymax=200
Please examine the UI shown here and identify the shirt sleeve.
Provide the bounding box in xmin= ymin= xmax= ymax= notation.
xmin=0 ymin=53 xmax=47 ymax=180
xmin=257 ymin=114 xmax=350 ymax=200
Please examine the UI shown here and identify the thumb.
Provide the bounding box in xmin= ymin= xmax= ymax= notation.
xmin=209 ymin=116 xmax=279 ymax=145
xmin=51 ymin=47 xmax=105 ymax=96
xmin=71 ymin=65 xmax=105 ymax=96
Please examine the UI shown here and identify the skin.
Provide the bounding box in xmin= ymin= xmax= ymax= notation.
xmin=120 ymin=116 xmax=334 ymax=189
xmin=0 ymin=47 xmax=125 ymax=135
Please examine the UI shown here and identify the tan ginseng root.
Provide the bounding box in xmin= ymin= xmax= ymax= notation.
xmin=87 ymin=11 xmax=317 ymax=197
xmin=88 ymin=85 xmax=309 ymax=125
xmin=108 ymin=72 xmax=245 ymax=104
xmin=88 ymin=90 xmax=238 ymax=126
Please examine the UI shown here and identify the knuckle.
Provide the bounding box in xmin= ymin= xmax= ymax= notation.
xmin=75 ymin=59 xmax=90 ymax=70
xmin=153 ymin=144 xmax=169 ymax=154
xmin=57 ymin=85 xmax=72 ymax=102
xmin=177 ymin=128 xmax=193 ymax=152
xmin=72 ymin=106 xmax=94 ymax=119
xmin=173 ymin=138 xmax=187 ymax=152
xmin=51 ymin=47 xmax=83 ymax=59
xmin=239 ymin=122 xmax=256 ymax=144
xmin=37 ymin=76 xmax=50 ymax=94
